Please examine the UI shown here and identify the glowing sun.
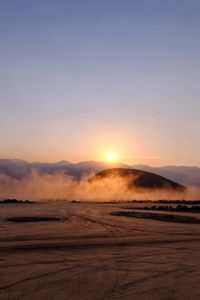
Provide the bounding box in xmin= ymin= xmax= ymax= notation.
xmin=105 ymin=152 xmax=117 ymax=162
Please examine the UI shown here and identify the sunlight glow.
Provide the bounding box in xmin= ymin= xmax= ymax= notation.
xmin=105 ymin=152 xmax=117 ymax=162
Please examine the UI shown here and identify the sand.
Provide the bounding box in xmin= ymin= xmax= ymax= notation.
xmin=0 ymin=201 xmax=200 ymax=300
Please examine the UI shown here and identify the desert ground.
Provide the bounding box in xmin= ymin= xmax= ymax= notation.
xmin=0 ymin=201 xmax=200 ymax=300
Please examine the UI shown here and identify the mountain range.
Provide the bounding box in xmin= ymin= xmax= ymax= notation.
xmin=0 ymin=159 xmax=199 ymax=187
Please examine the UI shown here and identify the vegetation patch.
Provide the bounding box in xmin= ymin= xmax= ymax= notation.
xmin=6 ymin=216 xmax=64 ymax=222
xmin=111 ymin=211 xmax=200 ymax=224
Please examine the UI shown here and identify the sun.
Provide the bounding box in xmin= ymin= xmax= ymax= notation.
xmin=105 ymin=152 xmax=116 ymax=162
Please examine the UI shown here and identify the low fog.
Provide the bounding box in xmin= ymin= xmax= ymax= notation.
xmin=0 ymin=171 xmax=199 ymax=201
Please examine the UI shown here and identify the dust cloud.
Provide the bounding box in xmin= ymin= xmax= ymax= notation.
xmin=0 ymin=171 xmax=199 ymax=201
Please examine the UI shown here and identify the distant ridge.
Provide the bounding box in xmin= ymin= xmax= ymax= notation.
xmin=0 ymin=159 xmax=200 ymax=187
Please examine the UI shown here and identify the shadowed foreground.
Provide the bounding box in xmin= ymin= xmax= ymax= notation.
xmin=0 ymin=202 xmax=200 ymax=300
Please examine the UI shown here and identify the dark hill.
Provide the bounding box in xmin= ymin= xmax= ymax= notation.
xmin=92 ymin=168 xmax=185 ymax=191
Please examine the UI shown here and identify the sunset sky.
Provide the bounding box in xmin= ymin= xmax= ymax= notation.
xmin=0 ymin=1 xmax=200 ymax=165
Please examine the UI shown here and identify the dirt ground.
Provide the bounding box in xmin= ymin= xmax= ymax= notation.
xmin=0 ymin=201 xmax=200 ymax=300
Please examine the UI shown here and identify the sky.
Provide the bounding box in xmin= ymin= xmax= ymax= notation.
xmin=0 ymin=0 xmax=200 ymax=166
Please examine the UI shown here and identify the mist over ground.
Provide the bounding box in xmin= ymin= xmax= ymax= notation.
xmin=0 ymin=171 xmax=199 ymax=201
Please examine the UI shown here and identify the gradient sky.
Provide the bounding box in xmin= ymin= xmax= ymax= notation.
xmin=0 ymin=0 xmax=200 ymax=165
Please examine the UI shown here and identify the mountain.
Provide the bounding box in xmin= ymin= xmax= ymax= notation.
xmin=0 ymin=159 xmax=32 ymax=179
xmin=92 ymin=168 xmax=185 ymax=191
xmin=0 ymin=159 xmax=199 ymax=187
xmin=0 ymin=159 xmax=128 ymax=179
xmin=133 ymin=165 xmax=200 ymax=187
xmin=73 ymin=160 xmax=128 ymax=172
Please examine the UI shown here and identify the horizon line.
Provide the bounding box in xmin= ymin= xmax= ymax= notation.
xmin=0 ymin=157 xmax=199 ymax=168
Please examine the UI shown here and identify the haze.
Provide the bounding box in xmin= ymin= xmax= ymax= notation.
xmin=1 ymin=1 xmax=200 ymax=165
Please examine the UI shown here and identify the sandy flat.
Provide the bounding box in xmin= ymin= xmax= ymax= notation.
xmin=0 ymin=202 xmax=200 ymax=300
